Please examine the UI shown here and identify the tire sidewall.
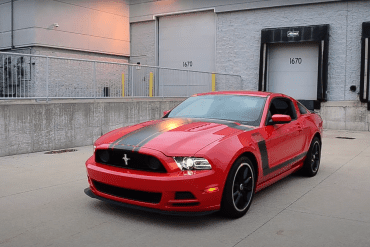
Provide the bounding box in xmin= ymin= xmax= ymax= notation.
xmin=221 ymin=157 xmax=255 ymax=218
xmin=304 ymin=137 xmax=321 ymax=177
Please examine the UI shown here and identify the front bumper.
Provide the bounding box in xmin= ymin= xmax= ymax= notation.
xmin=84 ymin=188 xmax=218 ymax=216
xmin=85 ymin=155 xmax=223 ymax=213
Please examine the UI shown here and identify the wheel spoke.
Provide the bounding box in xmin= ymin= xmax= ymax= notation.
xmin=233 ymin=191 xmax=239 ymax=198
xmin=241 ymin=190 xmax=249 ymax=201
xmin=234 ymin=193 xmax=242 ymax=206
xmin=243 ymin=177 xmax=251 ymax=186
xmin=243 ymin=167 xmax=249 ymax=179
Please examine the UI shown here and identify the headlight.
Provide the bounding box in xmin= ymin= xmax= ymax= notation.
xmin=173 ymin=157 xmax=212 ymax=170
xmin=93 ymin=145 xmax=96 ymax=153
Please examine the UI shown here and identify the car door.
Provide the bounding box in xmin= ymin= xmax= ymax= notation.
xmin=260 ymin=97 xmax=305 ymax=176
xmin=296 ymin=101 xmax=313 ymax=153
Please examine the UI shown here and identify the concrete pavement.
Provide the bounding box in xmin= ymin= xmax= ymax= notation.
xmin=0 ymin=129 xmax=369 ymax=247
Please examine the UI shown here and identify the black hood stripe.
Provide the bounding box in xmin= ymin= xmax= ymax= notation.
xmin=110 ymin=118 xmax=193 ymax=150
xmin=109 ymin=118 xmax=253 ymax=151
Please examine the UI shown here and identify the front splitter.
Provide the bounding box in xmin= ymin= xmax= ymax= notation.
xmin=84 ymin=187 xmax=218 ymax=217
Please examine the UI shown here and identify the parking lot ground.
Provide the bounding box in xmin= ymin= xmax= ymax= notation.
xmin=0 ymin=129 xmax=370 ymax=247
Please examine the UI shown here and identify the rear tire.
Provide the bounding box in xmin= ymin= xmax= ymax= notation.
xmin=221 ymin=157 xmax=255 ymax=218
xmin=302 ymin=137 xmax=321 ymax=177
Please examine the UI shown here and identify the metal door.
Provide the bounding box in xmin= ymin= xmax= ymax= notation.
xmin=158 ymin=11 xmax=215 ymax=96
xmin=267 ymin=42 xmax=319 ymax=100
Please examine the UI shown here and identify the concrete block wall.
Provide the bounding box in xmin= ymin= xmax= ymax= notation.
xmin=216 ymin=1 xmax=370 ymax=102
xmin=0 ymin=98 xmax=184 ymax=157
xmin=130 ymin=1 xmax=370 ymax=102
xmin=319 ymin=101 xmax=370 ymax=131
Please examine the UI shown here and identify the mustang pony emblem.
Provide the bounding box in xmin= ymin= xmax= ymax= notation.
xmin=122 ymin=154 xmax=130 ymax=166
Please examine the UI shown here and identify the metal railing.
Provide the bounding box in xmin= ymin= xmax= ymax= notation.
xmin=0 ymin=52 xmax=242 ymax=99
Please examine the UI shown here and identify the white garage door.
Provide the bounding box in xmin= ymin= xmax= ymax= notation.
xmin=267 ymin=42 xmax=319 ymax=100
xmin=158 ymin=11 xmax=215 ymax=96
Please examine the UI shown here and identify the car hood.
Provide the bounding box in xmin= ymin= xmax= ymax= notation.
xmin=96 ymin=118 xmax=253 ymax=156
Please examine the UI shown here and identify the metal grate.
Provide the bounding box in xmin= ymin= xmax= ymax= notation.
xmin=44 ymin=149 xmax=77 ymax=154
xmin=92 ymin=180 xmax=162 ymax=204
xmin=95 ymin=149 xmax=167 ymax=173
xmin=175 ymin=192 xmax=196 ymax=200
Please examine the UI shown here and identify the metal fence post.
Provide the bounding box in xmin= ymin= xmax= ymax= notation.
xmin=149 ymin=72 xmax=153 ymax=97
xmin=46 ymin=57 xmax=49 ymax=101
xmin=212 ymin=73 xmax=216 ymax=91
xmin=186 ymin=70 xmax=189 ymax=97
xmin=93 ymin=61 xmax=96 ymax=99
xmin=161 ymin=70 xmax=164 ymax=97
xmin=131 ymin=65 xmax=134 ymax=97
xmin=122 ymin=73 xmax=125 ymax=97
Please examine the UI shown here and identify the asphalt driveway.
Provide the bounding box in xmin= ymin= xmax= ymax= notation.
xmin=0 ymin=129 xmax=369 ymax=247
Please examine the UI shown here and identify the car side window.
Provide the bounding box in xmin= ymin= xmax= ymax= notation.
xmin=297 ymin=102 xmax=308 ymax=115
xmin=266 ymin=98 xmax=297 ymax=125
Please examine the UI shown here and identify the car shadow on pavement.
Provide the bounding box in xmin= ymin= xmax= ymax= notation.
xmin=87 ymin=200 xmax=232 ymax=228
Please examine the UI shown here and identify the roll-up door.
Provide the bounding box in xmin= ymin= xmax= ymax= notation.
xmin=259 ymin=25 xmax=329 ymax=110
xmin=267 ymin=42 xmax=319 ymax=100
xmin=158 ymin=11 xmax=215 ymax=96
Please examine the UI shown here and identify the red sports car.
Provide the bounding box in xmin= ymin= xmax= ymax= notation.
xmin=85 ymin=91 xmax=323 ymax=218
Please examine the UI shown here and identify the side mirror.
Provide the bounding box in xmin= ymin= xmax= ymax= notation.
xmin=163 ymin=110 xmax=170 ymax=117
xmin=271 ymin=114 xmax=291 ymax=124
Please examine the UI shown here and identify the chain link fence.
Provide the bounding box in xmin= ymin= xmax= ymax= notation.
xmin=0 ymin=52 xmax=242 ymax=99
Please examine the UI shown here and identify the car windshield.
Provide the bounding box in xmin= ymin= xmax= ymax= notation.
xmin=167 ymin=94 xmax=267 ymax=126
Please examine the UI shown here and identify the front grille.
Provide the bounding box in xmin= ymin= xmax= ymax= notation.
xmin=95 ymin=149 xmax=167 ymax=173
xmin=175 ymin=192 xmax=196 ymax=200
xmin=92 ymin=180 xmax=162 ymax=204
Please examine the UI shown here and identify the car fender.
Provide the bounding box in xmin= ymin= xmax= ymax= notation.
xmin=195 ymin=131 xmax=262 ymax=192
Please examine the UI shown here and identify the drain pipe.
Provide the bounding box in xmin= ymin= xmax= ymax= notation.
xmin=11 ymin=0 xmax=14 ymax=49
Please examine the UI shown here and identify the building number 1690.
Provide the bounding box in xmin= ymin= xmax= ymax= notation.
xmin=290 ymin=58 xmax=302 ymax=64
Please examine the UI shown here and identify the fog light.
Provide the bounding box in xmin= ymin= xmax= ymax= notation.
xmin=148 ymin=157 xmax=161 ymax=170
xmin=98 ymin=150 xmax=110 ymax=163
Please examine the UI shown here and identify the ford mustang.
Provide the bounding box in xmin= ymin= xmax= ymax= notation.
xmin=84 ymin=91 xmax=323 ymax=218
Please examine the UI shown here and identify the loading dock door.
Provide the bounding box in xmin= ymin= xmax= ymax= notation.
xmin=158 ymin=11 xmax=215 ymax=96
xmin=267 ymin=42 xmax=319 ymax=100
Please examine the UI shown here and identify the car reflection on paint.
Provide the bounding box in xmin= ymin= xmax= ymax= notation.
xmin=85 ymin=91 xmax=323 ymax=218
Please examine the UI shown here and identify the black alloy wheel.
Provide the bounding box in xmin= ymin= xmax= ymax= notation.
xmin=221 ymin=157 xmax=255 ymax=218
xmin=302 ymin=137 xmax=321 ymax=177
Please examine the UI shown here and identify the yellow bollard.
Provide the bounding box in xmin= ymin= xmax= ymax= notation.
xmin=212 ymin=73 xmax=216 ymax=91
xmin=122 ymin=73 xmax=125 ymax=97
xmin=149 ymin=72 xmax=153 ymax=97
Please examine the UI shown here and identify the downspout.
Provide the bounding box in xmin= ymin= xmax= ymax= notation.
xmin=11 ymin=0 xmax=14 ymax=49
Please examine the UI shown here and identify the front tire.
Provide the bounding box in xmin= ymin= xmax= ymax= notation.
xmin=302 ymin=137 xmax=321 ymax=177
xmin=221 ymin=157 xmax=255 ymax=218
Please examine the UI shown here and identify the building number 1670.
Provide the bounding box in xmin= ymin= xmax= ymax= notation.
xmin=290 ymin=58 xmax=302 ymax=64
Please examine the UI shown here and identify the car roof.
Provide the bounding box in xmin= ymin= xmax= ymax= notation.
xmin=194 ymin=91 xmax=273 ymax=97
